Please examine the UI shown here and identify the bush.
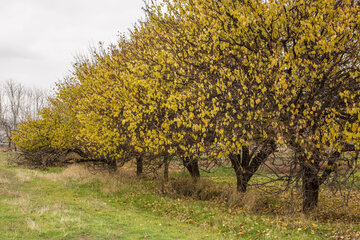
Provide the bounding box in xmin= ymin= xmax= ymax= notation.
xmin=14 ymin=149 xmax=69 ymax=169
xmin=169 ymin=177 xmax=223 ymax=200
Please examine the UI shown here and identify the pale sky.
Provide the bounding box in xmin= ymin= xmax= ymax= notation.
xmin=0 ymin=0 xmax=145 ymax=90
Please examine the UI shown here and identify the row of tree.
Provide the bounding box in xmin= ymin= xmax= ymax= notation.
xmin=0 ymin=80 xmax=48 ymax=149
xmin=13 ymin=0 xmax=360 ymax=212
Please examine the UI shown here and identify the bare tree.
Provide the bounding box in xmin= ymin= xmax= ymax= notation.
xmin=4 ymin=80 xmax=24 ymax=149
xmin=21 ymin=87 xmax=48 ymax=121
xmin=0 ymin=87 xmax=7 ymax=144
xmin=0 ymin=79 xmax=49 ymax=150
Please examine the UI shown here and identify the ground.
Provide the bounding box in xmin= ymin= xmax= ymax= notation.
xmin=0 ymin=152 xmax=359 ymax=239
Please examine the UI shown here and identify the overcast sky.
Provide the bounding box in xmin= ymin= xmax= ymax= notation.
xmin=0 ymin=0 xmax=145 ymax=90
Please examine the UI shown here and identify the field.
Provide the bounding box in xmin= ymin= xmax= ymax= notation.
xmin=0 ymin=152 xmax=359 ymax=240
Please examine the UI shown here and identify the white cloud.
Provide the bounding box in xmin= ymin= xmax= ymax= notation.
xmin=0 ymin=0 xmax=145 ymax=89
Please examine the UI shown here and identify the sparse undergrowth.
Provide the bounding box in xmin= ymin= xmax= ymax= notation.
xmin=1 ymin=152 xmax=359 ymax=239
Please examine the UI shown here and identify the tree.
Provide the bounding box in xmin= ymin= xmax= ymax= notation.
xmin=268 ymin=0 xmax=360 ymax=212
xmin=191 ymin=0 xmax=360 ymax=211
xmin=143 ymin=0 xmax=279 ymax=188
xmin=0 ymin=80 xmax=25 ymax=149
xmin=0 ymin=87 xmax=7 ymax=143
xmin=146 ymin=0 xmax=360 ymax=210
xmin=12 ymin=0 xmax=360 ymax=213
xmin=21 ymin=88 xmax=48 ymax=121
xmin=70 ymin=42 xmax=136 ymax=172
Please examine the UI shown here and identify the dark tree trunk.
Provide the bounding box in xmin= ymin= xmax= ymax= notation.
xmin=136 ymin=155 xmax=143 ymax=177
xmin=229 ymin=141 xmax=275 ymax=193
xmin=229 ymin=147 xmax=251 ymax=192
xmin=108 ymin=159 xmax=117 ymax=173
xmin=183 ymin=157 xmax=200 ymax=179
xmin=302 ymin=164 xmax=320 ymax=213
xmin=163 ymin=155 xmax=170 ymax=182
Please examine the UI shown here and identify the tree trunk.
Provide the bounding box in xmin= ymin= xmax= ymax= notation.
xmin=183 ymin=157 xmax=200 ymax=179
xmin=136 ymin=155 xmax=143 ymax=177
xmin=229 ymin=141 xmax=275 ymax=193
xmin=108 ymin=159 xmax=117 ymax=173
xmin=163 ymin=155 xmax=170 ymax=182
xmin=229 ymin=147 xmax=251 ymax=192
xmin=302 ymin=164 xmax=320 ymax=213
xmin=234 ymin=168 xmax=249 ymax=192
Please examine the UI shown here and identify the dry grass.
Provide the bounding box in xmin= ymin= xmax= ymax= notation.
xmin=2 ymin=152 xmax=359 ymax=239
xmin=0 ymin=176 xmax=9 ymax=184
xmin=4 ymin=192 xmax=31 ymax=214
xmin=26 ymin=218 xmax=39 ymax=231
xmin=15 ymin=170 xmax=33 ymax=183
xmin=61 ymin=164 xmax=94 ymax=178
xmin=32 ymin=164 xmax=94 ymax=182
xmin=30 ymin=163 xmax=134 ymax=196
xmin=23 ymin=159 xmax=360 ymax=226
xmin=241 ymin=189 xmax=271 ymax=212
xmin=0 ymin=146 xmax=11 ymax=152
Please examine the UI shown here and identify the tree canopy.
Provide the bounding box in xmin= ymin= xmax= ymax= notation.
xmin=13 ymin=0 xmax=360 ymax=212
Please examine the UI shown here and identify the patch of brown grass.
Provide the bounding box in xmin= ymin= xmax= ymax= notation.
xmin=0 ymin=176 xmax=9 ymax=184
xmin=61 ymin=164 xmax=94 ymax=178
xmin=26 ymin=218 xmax=39 ymax=231
xmin=15 ymin=170 xmax=33 ymax=183
xmin=34 ymin=164 xmax=94 ymax=183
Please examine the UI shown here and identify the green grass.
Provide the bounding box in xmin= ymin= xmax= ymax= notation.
xmin=0 ymin=152 xmax=359 ymax=239
xmin=0 ymin=153 xmax=222 ymax=239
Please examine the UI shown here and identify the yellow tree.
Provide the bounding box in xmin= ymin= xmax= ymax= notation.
xmin=146 ymin=0 xmax=360 ymax=211
xmin=13 ymin=0 xmax=360 ymax=213
xmin=70 ymin=41 xmax=136 ymax=172
xmin=142 ymin=0 xmax=278 ymax=188
xmin=266 ymin=0 xmax=360 ymax=211
xmin=12 ymin=93 xmax=81 ymax=167
xmin=179 ymin=0 xmax=360 ymax=211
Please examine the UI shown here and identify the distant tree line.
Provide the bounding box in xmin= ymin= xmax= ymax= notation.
xmin=13 ymin=0 xmax=360 ymax=213
xmin=0 ymin=79 xmax=48 ymax=149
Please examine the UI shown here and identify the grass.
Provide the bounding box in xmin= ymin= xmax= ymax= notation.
xmin=0 ymin=153 xmax=222 ymax=239
xmin=0 ymin=152 xmax=359 ymax=239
